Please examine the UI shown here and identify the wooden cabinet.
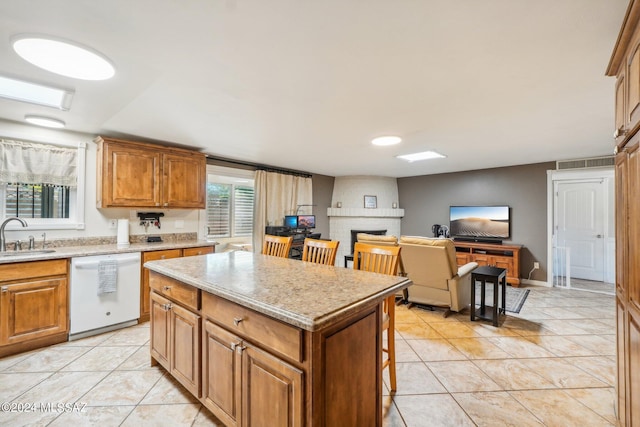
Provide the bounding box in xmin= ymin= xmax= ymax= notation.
xmin=0 ymin=259 xmax=69 ymax=357
xmin=95 ymin=136 xmax=206 ymax=209
xmin=201 ymin=292 xmax=303 ymax=427
xmin=140 ymin=246 xmax=214 ymax=322
xmin=150 ymin=274 xmax=201 ymax=396
xmin=607 ymin=3 xmax=640 ymax=424
xmin=453 ymin=241 xmax=522 ymax=286
xmin=202 ymin=319 xmax=304 ymax=427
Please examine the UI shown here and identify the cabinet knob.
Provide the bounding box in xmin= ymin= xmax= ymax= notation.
xmin=233 ymin=317 xmax=244 ymax=326
xmin=163 ymin=286 xmax=171 ymax=291
xmin=162 ymin=303 xmax=172 ymax=311
xmin=1 ymin=286 xmax=7 ymax=292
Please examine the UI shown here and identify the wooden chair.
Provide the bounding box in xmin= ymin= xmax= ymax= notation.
xmin=301 ymin=238 xmax=339 ymax=266
xmin=262 ymin=234 xmax=293 ymax=258
xmin=353 ymin=242 xmax=401 ymax=392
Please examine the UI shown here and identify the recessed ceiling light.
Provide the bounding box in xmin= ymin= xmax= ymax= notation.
xmin=0 ymin=74 xmax=74 ymax=109
xmin=371 ymin=136 xmax=402 ymax=146
xmin=12 ymin=35 xmax=115 ymax=81
xmin=24 ymin=115 xmax=65 ymax=128
xmin=396 ymin=150 xmax=446 ymax=162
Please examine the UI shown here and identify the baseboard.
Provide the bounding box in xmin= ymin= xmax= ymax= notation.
xmin=520 ymin=278 xmax=551 ymax=287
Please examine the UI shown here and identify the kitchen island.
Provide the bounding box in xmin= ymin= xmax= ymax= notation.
xmin=145 ymin=250 xmax=411 ymax=427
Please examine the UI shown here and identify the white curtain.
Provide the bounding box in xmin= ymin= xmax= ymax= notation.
xmin=0 ymin=139 xmax=78 ymax=187
xmin=253 ymin=170 xmax=313 ymax=252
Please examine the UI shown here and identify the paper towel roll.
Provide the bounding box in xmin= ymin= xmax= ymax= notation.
xmin=117 ymin=219 xmax=130 ymax=248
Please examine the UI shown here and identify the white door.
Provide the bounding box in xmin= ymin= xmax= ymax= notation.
xmin=555 ymin=180 xmax=605 ymax=281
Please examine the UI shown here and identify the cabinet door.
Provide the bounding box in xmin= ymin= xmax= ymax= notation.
xmin=170 ymin=303 xmax=201 ymax=397
xmin=0 ymin=277 xmax=67 ymax=345
xmin=491 ymin=256 xmax=513 ymax=275
xmin=150 ymin=292 xmax=171 ymax=369
xmin=472 ymin=254 xmax=490 ymax=267
xmin=455 ymin=253 xmax=470 ymax=266
xmin=183 ymin=246 xmax=214 ymax=257
xmin=202 ymin=320 xmax=242 ymax=427
xmin=141 ymin=249 xmax=182 ymax=322
xmin=102 ymin=143 xmax=162 ymax=207
xmin=242 ymin=344 xmax=303 ymax=427
xmin=162 ymin=153 xmax=206 ymax=208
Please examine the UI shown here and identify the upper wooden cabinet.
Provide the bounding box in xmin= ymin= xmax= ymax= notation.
xmin=95 ymin=136 xmax=206 ymax=209
xmin=607 ymin=1 xmax=640 ymax=146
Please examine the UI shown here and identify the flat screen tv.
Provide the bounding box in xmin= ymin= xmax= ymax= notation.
xmin=297 ymin=215 xmax=315 ymax=229
xmin=284 ymin=215 xmax=298 ymax=229
xmin=449 ymin=206 xmax=510 ymax=241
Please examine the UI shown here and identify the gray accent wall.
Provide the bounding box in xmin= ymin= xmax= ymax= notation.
xmin=312 ymin=173 xmax=335 ymax=240
xmin=397 ymin=162 xmax=554 ymax=282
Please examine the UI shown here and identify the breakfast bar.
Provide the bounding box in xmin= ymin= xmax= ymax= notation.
xmin=145 ymin=251 xmax=411 ymax=427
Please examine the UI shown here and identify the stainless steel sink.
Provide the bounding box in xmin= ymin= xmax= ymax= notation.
xmin=0 ymin=249 xmax=56 ymax=257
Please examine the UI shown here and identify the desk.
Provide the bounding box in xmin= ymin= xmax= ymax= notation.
xmin=470 ymin=266 xmax=507 ymax=327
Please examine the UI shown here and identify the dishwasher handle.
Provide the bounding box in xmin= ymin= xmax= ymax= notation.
xmin=73 ymin=254 xmax=141 ymax=269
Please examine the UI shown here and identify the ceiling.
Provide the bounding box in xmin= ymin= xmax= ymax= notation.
xmin=0 ymin=0 xmax=629 ymax=178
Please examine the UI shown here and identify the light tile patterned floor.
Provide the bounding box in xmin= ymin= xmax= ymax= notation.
xmin=0 ymin=285 xmax=616 ymax=426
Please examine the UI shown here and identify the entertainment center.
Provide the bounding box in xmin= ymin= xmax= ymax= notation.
xmin=453 ymin=241 xmax=522 ymax=287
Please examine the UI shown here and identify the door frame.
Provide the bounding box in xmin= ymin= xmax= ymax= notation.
xmin=546 ymin=168 xmax=615 ymax=287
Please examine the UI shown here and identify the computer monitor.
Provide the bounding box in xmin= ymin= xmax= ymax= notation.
xmin=297 ymin=215 xmax=315 ymax=229
xmin=284 ymin=215 xmax=298 ymax=229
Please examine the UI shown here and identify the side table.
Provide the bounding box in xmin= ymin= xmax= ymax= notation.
xmin=470 ymin=266 xmax=507 ymax=327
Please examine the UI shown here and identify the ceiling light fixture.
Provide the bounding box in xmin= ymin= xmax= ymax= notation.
xmin=371 ymin=136 xmax=402 ymax=146
xmin=24 ymin=115 xmax=66 ymax=128
xmin=12 ymin=35 xmax=115 ymax=81
xmin=396 ymin=150 xmax=446 ymax=162
xmin=0 ymin=74 xmax=74 ymax=109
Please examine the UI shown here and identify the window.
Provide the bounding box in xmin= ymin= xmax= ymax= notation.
xmin=5 ymin=183 xmax=70 ymax=218
xmin=203 ymin=166 xmax=255 ymax=239
xmin=0 ymin=138 xmax=86 ymax=230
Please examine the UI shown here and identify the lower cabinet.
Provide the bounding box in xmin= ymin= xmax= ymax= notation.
xmin=0 ymin=259 xmax=69 ymax=357
xmin=202 ymin=320 xmax=303 ymax=427
xmin=150 ymin=290 xmax=201 ymax=396
xmin=149 ymin=270 xmax=385 ymax=426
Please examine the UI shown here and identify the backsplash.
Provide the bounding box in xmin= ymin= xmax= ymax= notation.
xmin=26 ymin=232 xmax=199 ymax=249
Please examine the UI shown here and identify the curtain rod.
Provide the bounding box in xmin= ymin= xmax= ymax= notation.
xmin=205 ymin=154 xmax=312 ymax=178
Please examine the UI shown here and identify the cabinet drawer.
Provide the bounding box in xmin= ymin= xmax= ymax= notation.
xmin=0 ymin=259 xmax=68 ymax=283
xmin=149 ymin=272 xmax=199 ymax=311
xmin=183 ymin=246 xmax=214 ymax=257
xmin=202 ymin=292 xmax=303 ymax=363
xmin=143 ymin=249 xmax=182 ymax=262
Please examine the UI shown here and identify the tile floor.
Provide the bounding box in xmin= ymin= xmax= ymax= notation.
xmin=0 ymin=285 xmax=616 ymax=426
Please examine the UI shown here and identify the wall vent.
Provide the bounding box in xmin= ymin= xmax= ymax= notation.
xmin=556 ymin=156 xmax=615 ymax=170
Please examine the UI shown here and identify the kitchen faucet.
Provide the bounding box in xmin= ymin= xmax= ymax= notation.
xmin=0 ymin=217 xmax=28 ymax=252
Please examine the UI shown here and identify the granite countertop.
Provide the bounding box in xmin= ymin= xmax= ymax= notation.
xmin=145 ymin=251 xmax=412 ymax=332
xmin=0 ymin=240 xmax=217 ymax=264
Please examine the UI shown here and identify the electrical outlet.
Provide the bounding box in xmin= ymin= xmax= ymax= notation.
xmin=533 ymin=262 xmax=540 ymax=270
xmin=109 ymin=219 xmax=117 ymax=229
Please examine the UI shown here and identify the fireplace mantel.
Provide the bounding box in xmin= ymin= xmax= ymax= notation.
xmin=327 ymin=208 xmax=404 ymax=218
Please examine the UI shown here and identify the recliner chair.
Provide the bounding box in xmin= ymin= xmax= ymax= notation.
xmin=399 ymin=236 xmax=477 ymax=316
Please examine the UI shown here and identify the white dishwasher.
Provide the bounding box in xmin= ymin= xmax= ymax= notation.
xmin=70 ymin=252 xmax=141 ymax=340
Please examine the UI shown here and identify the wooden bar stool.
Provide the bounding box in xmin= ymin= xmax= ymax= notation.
xmin=262 ymin=234 xmax=293 ymax=258
xmin=353 ymin=242 xmax=401 ymax=392
xmin=301 ymin=238 xmax=340 ymax=266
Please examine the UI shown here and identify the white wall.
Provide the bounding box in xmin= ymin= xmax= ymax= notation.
xmin=0 ymin=120 xmax=201 ymax=243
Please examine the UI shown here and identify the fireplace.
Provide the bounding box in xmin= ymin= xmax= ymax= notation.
xmin=349 ymin=229 xmax=387 ymax=255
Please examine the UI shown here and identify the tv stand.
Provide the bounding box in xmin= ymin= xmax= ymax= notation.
xmin=453 ymin=241 xmax=522 ymax=287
